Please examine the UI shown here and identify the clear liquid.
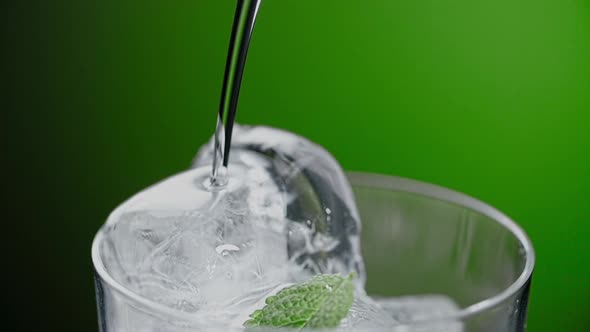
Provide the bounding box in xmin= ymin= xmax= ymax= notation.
xmin=210 ymin=0 xmax=262 ymax=187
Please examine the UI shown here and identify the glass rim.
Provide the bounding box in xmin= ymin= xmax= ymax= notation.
xmin=91 ymin=171 xmax=535 ymax=324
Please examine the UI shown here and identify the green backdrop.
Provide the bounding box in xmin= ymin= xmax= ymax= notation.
xmin=4 ymin=0 xmax=590 ymax=330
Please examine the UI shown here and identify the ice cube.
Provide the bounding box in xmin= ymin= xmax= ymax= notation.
xmin=340 ymin=291 xmax=399 ymax=329
xmin=194 ymin=124 xmax=365 ymax=286
xmin=375 ymin=295 xmax=464 ymax=332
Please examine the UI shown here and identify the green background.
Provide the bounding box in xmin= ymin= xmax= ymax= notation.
xmin=4 ymin=0 xmax=590 ymax=330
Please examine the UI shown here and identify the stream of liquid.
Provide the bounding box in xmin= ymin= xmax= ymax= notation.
xmin=210 ymin=0 xmax=262 ymax=187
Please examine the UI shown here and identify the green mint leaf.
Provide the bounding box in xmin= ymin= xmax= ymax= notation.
xmin=244 ymin=273 xmax=355 ymax=329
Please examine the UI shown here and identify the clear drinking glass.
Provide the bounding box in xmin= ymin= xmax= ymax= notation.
xmin=92 ymin=172 xmax=534 ymax=331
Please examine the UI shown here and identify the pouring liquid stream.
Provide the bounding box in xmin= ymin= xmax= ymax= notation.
xmin=210 ymin=0 xmax=262 ymax=188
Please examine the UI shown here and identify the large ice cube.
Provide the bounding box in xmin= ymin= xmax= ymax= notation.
xmin=99 ymin=124 xmax=366 ymax=326
xmin=194 ymin=124 xmax=365 ymax=286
